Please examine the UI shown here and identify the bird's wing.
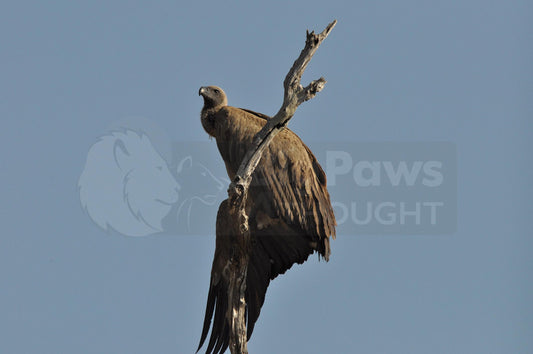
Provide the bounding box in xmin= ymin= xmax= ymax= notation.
xmin=198 ymin=200 xmax=317 ymax=354
xmin=245 ymin=216 xmax=317 ymax=338
xmin=214 ymin=106 xmax=336 ymax=258
xmin=197 ymin=200 xmax=232 ymax=354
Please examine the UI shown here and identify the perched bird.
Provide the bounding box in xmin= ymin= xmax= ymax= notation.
xmin=197 ymin=85 xmax=336 ymax=354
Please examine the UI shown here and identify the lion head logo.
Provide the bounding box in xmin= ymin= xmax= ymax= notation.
xmin=78 ymin=130 xmax=179 ymax=236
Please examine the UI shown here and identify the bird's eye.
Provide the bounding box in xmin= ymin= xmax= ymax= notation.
xmin=214 ymin=89 xmax=219 ymax=94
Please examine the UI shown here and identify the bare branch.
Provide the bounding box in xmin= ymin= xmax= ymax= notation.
xmin=225 ymin=20 xmax=337 ymax=354
xmin=229 ymin=20 xmax=337 ymax=206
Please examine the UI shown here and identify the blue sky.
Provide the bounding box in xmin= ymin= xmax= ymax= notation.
xmin=1 ymin=1 xmax=531 ymax=353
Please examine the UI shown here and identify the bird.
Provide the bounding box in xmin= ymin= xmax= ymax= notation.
xmin=197 ymin=85 xmax=336 ymax=354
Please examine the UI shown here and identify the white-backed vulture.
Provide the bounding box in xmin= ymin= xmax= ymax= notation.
xmin=197 ymin=85 xmax=336 ymax=354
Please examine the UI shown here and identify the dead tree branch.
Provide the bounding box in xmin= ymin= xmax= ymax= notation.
xmin=225 ymin=20 xmax=337 ymax=354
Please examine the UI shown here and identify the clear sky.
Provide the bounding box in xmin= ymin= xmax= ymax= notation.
xmin=1 ymin=1 xmax=532 ymax=353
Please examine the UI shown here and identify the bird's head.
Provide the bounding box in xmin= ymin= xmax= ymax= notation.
xmin=199 ymin=86 xmax=227 ymax=109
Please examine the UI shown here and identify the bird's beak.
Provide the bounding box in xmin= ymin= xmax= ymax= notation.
xmin=199 ymin=87 xmax=206 ymax=96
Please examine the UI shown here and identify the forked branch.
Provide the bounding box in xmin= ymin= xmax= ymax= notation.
xmin=226 ymin=20 xmax=337 ymax=354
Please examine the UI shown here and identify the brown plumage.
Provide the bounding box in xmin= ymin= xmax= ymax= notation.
xmin=197 ymin=85 xmax=336 ymax=354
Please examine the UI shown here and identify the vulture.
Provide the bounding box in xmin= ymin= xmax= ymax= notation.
xmin=197 ymin=85 xmax=336 ymax=354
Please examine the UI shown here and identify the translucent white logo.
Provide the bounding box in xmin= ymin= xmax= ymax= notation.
xmin=79 ymin=130 xmax=179 ymax=236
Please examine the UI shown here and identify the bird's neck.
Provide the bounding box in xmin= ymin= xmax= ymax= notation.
xmin=201 ymin=105 xmax=221 ymax=137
